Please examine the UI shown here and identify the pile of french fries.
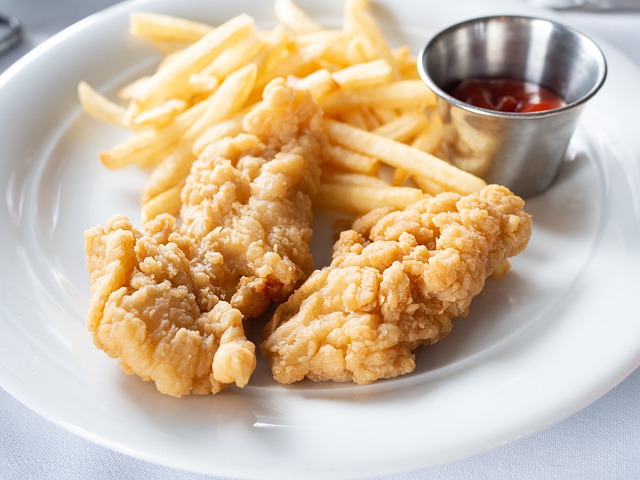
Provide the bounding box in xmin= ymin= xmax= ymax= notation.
xmin=78 ymin=0 xmax=486 ymax=222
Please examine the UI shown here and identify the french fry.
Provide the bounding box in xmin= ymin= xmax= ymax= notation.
xmin=289 ymin=68 xmax=337 ymax=100
xmin=370 ymin=107 xmax=398 ymax=124
xmin=131 ymin=98 xmax=188 ymax=128
xmin=391 ymin=168 xmax=411 ymax=186
xmin=192 ymin=115 xmax=244 ymax=156
xmin=155 ymin=48 xmax=187 ymax=72
xmin=332 ymin=58 xmax=392 ymax=89
xmin=372 ymin=110 xmax=428 ymax=143
xmin=99 ymin=99 xmax=208 ymax=169
xmin=324 ymin=143 xmax=379 ymax=175
xmin=253 ymin=35 xmax=337 ymax=93
xmin=118 ymin=76 xmax=150 ymax=102
xmin=78 ymin=82 xmax=127 ymax=127
xmin=130 ymin=12 xmax=213 ymax=43
xmin=345 ymin=36 xmax=368 ymax=65
xmin=251 ymin=27 xmax=294 ymax=92
xmin=412 ymin=174 xmax=447 ymax=195
xmin=394 ymin=45 xmax=420 ymax=80
xmin=320 ymin=41 xmax=356 ymax=68
xmin=316 ymin=183 xmax=424 ymax=213
xmin=339 ymin=109 xmax=370 ymax=130
xmin=186 ymin=73 xmax=220 ymax=96
xmin=321 ymin=169 xmax=390 ymax=188
xmin=131 ymin=14 xmax=256 ymax=111
xmin=359 ymin=107 xmax=383 ymax=130
xmin=187 ymin=63 xmax=257 ymax=140
xmin=84 ymin=3 xmax=488 ymax=224
xmin=274 ymin=0 xmax=323 ymax=34
xmin=344 ymin=0 xmax=398 ymax=77
xmin=141 ymin=182 xmax=184 ymax=223
xmin=319 ymin=80 xmax=436 ymax=113
xmin=142 ymin=143 xmax=193 ymax=204
xmin=411 ymin=112 xmax=444 ymax=153
xmin=201 ymin=32 xmax=263 ymax=80
xmin=98 ymin=129 xmax=172 ymax=170
xmin=322 ymin=119 xmax=486 ymax=194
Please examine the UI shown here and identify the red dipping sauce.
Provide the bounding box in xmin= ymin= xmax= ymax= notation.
xmin=449 ymin=77 xmax=566 ymax=113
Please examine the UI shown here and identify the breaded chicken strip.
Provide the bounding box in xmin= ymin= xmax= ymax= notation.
xmin=85 ymin=215 xmax=255 ymax=397
xmin=261 ymin=185 xmax=532 ymax=385
xmin=180 ymin=80 xmax=323 ymax=317
xmin=85 ymin=80 xmax=324 ymax=396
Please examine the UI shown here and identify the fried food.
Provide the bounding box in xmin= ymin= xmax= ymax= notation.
xmin=261 ymin=185 xmax=532 ymax=385
xmin=181 ymin=79 xmax=324 ymax=318
xmin=80 ymin=1 xmax=454 ymax=208
xmin=85 ymin=81 xmax=324 ymax=396
xmin=82 ymin=1 xmax=535 ymax=395
xmin=85 ymin=215 xmax=256 ymax=397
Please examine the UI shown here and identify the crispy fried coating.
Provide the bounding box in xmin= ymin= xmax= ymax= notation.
xmin=84 ymin=80 xmax=324 ymax=396
xmin=85 ymin=215 xmax=255 ymax=397
xmin=261 ymin=185 xmax=532 ymax=385
xmin=180 ymin=78 xmax=324 ymax=318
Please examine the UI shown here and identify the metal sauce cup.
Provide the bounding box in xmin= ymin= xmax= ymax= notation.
xmin=418 ymin=16 xmax=607 ymax=197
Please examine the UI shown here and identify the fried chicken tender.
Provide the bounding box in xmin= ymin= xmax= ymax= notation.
xmin=85 ymin=215 xmax=255 ymax=397
xmin=261 ymin=185 xmax=532 ymax=385
xmin=181 ymin=80 xmax=324 ymax=317
xmin=84 ymin=80 xmax=324 ymax=396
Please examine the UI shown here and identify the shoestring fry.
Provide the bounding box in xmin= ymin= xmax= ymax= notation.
xmin=78 ymin=0 xmax=484 ymax=220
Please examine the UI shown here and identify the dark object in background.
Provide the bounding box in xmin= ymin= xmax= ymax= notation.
xmin=0 ymin=15 xmax=21 ymax=55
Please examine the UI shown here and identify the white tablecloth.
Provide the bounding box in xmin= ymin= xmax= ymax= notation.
xmin=1 ymin=1 xmax=638 ymax=478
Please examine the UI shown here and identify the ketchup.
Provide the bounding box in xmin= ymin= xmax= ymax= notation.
xmin=449 ymin=78 xmax=566 ymax=113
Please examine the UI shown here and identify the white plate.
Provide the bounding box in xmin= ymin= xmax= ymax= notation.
xmin=1 ymin=0 xmax=639 ymax=478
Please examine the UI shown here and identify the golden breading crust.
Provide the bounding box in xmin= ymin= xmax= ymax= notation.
xmin=85 ymin=214 xmax=255 ymax=397
xmin=84 ymin=80 xmax=325 ymax=396
xmin=261 ymin=185 xmax=532 ymax=385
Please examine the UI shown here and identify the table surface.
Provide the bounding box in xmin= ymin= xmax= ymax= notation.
xmin=1 ymin=1 xmax=638 ymax=479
